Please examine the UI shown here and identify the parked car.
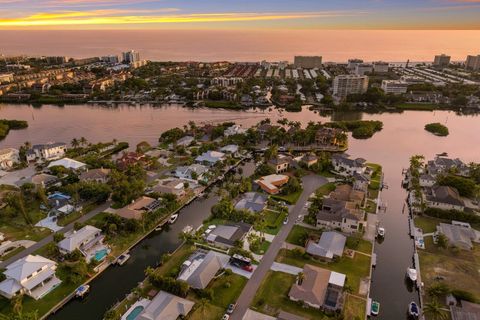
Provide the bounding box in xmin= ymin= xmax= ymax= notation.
xmin=221 ymin=315 xmax=230 ymax=320
xmin=283 ymin=217 xmax=289 ymax=225
xmin=227 ymin=303 xmax=236 ymax=314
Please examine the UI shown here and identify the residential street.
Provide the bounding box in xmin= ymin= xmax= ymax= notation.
xmin=230 ymin=174 xmax=327 ymax=320
xmin=0 ymin=201 xmax=111 ymax=268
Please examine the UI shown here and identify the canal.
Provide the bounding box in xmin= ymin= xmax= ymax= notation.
xmin=0 ymin=104 xmax=478 ymax=319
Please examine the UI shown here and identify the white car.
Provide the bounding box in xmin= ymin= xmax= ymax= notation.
xmin=283 ymin=217 xmax=289 ymax=225
xmin=221 ymin=315 xmax=230 ymax=320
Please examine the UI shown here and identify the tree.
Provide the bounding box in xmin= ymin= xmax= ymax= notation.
xmin=297 ymin=272 xmax=305 ymax=285
xmin=71 ymin=138 xmax=80 ymax=149
xmin=423 ymin=300 xmax=448 ymax=320
xmin=427 ymin=283 xmax=450 ymax=299
xmin=53 ymin=232 xmax=65 ymax=243
xmin=437 ymin=174 xmax=476 ymax=198
xmin=79 ymin=137 xmax=88 ymax=146
xmin=436 ymin=234 xmax=449 ymax=249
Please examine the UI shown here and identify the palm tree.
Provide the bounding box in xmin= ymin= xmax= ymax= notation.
xmin=197 ymin=298 xmax=209 ymax=317
xmin=423 ymin=300 xmax=448 ymax=320
xmin=71 ymin=138 xmax=79 ymax=149
xmin=79 ymin=137 xmax=87 ymax=147
xmin=23 ymin=141 xmax=31 ymax=150
xmin=297 ymin=272 xmax=305 ymax=285
xmin=112 ymin=138 xmax=117 ymax=145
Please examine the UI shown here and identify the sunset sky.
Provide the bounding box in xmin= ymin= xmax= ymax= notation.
xmin=1 ymin=0 xmax=480 ymax=29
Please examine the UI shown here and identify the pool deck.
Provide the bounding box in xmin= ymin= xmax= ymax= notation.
xmin=120 ymin=298 xmax=150 ymax=320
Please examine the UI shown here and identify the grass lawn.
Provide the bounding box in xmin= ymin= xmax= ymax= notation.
xmin=419 ymin=241 xmax=480 ymax=303
xmin=414 ymin=216 xmax=444 ymax=233
xmin=346 ymin=237 xmax=373 ymax=255
xmin=366 ymin=163 xmax=382 ymax=191
xmin=250 ymin=239 xmax=271 ymax=255
xmin=343 ymin=294 xmax=366 ymax=320
xmin=396 ymin=103 xmax=436 ymax=111
xmin=275 ymin=249 xmax=370 ymax=295
xmin=260 ymin=210 xmax=286 ymax=235
xmin=154 ymin=244 xmax=196 ymax=277
xmin=315 ymin=182 xmax=336 ymax=198
xmin=251 ymin=271 xmax=332 ymax=319
xmin=209 ymin=273 xmax=248 ymax=309
xmin=368 ymin=188 xmax=379 ymax=200
xmin=365 ymin=200 xmax=377 ymax=214
xmin=285 ymin=225 xmax=321 ymax=246
xmin=271 ymin=189 xmax=303 ymax=205
xmin=187 ymin=303 xmax=224 ymax=320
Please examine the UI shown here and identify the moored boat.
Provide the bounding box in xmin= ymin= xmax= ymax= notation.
xmin=168 ymin=214 xmax=179 ymax=224
xmin=75 ymin=285 xmax=90 ymax=298
xmin=116 ymin=252 xmax=130 ymax=266
xmin=371 ymin=300 xmax=380 ymax=316
xmin=407 ymin=267 xmax=417 ymax=282
xmin=409 ymin=301 xmax=420 ymax=318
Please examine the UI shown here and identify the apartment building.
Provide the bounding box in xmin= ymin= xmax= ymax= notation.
xmin=333 ymin=75 xmax=369 ymax=98
xmin=381 ymin=80 xmax=409 ymax=95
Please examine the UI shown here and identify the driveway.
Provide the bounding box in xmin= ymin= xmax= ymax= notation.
xmin=230 ymin=174 xmax=328 ymax=320
xmin=0 ymin=165 xmax=36 ymax=186
xmin=270 ymin=262 xmax=303 ymax=275
xmin=0 ymin=201 xmax=111 ymax=268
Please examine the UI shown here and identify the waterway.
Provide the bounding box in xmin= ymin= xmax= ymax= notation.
xmin=0 ymin=104 xmax=479 ymax=319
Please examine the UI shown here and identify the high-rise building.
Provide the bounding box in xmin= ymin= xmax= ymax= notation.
xmin=122 ymin=50 xmax=140 ymax=64
xmin=355 ymin=63 xmax=373 ymax=76
xmin=433 ymin=54 xmax=450 ymax=67
xmin=333 ymin=75 xmax=369 ymax=98
xmin=373 ymin=61 xmax=389 ymax=73
xmin=347 ymin=59 xmax=363 ymax=70
xmin=381 ymin=80 xmax=409 ymax=95
xmin=465 ymin=55 xmax=480 ymax=71
xmin=294 ymin=56 xmax=322 ymax=69
xmin=101 ymin=55 xmax=119 ymax=64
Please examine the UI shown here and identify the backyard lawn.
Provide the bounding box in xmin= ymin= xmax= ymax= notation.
xmin=346 ymin=237 xmax=373 ymax=255
xmin=285 ymin=225 xmax=321 ymax=246
xmin=343 ymin=294 xmax=367 ymax=320
xmin=275 ymin=249 xmax=370 ymax=294
xmin=260 ymin=209 xmax=286 ymax=235
xmin=209 ymin=273 xmax=248 ymax=309
xmin=414 ymin=216 xmax=444 ymax=233
xmin=251 ymin=271 xmax=333 ymax=319
xmin=315 ymin=182 xmax=336 ymax=197
xmin=271 ymin=189 xmax=302 ymax=205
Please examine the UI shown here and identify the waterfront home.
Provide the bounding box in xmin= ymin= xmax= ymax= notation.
xmin=205 ymin=222 xmax=252 ymax=249
xmin=115 ymin=196 xmax=163 ymax=220
xmin=0 ymin=255 xmax=61 ymax=300
xmin=174 ymin=164 xmax=209 ymax=181
xmin=436 ymin=221 xmax=480 ymax=250
xmin=352 ymin=172 xmax=370 ymax=192
xmin=268 ymin=155 xmax=291 ymax=174
xmin=315 ymin=127 xmax=344 ymax=146
xmin=306 ymin=231 xmax=346 ymax=261
xmin=424 ymin=185 xmax=465 ymax=211
xmin=79 ymin=168 xmax=111 ymax=183
xmin=255 ymin=174 xmax=289 ymax=195
xmin=316 ymin=198 xmax=365 ymax=233
xmin=331 ymin=153 xmax=366 ymax=176
xmin=169 ymin=135 xmax=194 ymax=150
xmin=57 ymin=225 xmax=108 ymax=262
xmin=220 ymin=144 xmax=239 ymax=155
xmin=224 ymin=124 xmax=247 ymax=136
xmin=48 ymin=157 xmax=87 ymax=171
xmin=450 ymin=300 xmax=480 ymax=320
xmin=26 ymin=142 xmax=67 ymax=162
xmin=136 ymin=290 xmax=195 ymax=320
xmin=288 ymin=264 xmax=345 ymax=311
xmin=47 ymin=191 xmax=75 ymax=215
xmin=419 ymin=174 xmax=436 ymax=187
xmin=28 ymin=173 xmax=60 ymax=189
xmin=152 ymin=178 xmax=187 ymax=198
xmin=177 ymin=250 xmax=229 ymax=289
xmin=427 ymin=155 xmax=469 ymax=177
xmin=116 ymin=152 xmax=146 ymax=170
xmin=234 ymin=192 xmax=268 ymax=213
xmin=300 ymin=153 xmax=318 ymax=168
xmin=195 ymin=150 xmax=226 ymax=166
xmin=0 ymin=148 xmax=19 ymax=170
xmin=329 ymin=184 xmax=366 ymax=208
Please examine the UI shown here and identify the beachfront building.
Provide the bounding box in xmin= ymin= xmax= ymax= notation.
xmin=26 ymin=142 xmax=67 ymax=162
xmin=331 ymin=153 xmax=366 ymax=176
xmin=47 ymin=157 xmax=87 ymax=171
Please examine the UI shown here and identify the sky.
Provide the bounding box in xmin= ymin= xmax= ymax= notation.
xmin=1 ymin=0 xmax=480 ymax=29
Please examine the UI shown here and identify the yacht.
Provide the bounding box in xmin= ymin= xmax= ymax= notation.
xmin=409 ymin=301 xmax=420 ymax=318
xmin=168 ymin=214 xmax=179 ymax=224
xmin=407 ymin=268 xmax=418 ymax=282
xmin=75 ymin=285 xmax=90 ymax=298
xmin=371 ymin=300 xmax=380 ymax=316
xmin=377 ymin=227 xmax=386 ymax=238
xmin=116 ymin=252 xmax=131 ymax=266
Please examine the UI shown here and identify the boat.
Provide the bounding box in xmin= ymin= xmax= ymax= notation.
xmin=372 ymin=253 xmax=377 ymax=268
xmin=407 ymin=268 xmax=418 ymax=282
xmin=168 ymin=214 xmax=179 ymax=224
xmin=75 ymin=285 xmax=90 ymax=298
xmin=409 ymin=301 xmax=420 ymax=317
xmin=377 ymin=227 xmax=386 ymax=238
xmin=154 ymin=226 xmax=162 ymax=232
xmin=116 ymin=252 xmax=130 ymax=266
xmin=182 ymin=225 xmax=194 ymax=234
xmin=371 ymin=300 xmax=380 ymax=316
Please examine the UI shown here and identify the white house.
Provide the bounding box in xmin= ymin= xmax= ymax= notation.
xmin=27 ymin=142 xmax=67 ymax=162
xmin=195 ymin=151 xmax=226 ymax=166
xmin=48 ymin=157 xmax=87 ymax=171
xmin=224 ymin=125 xmax=247 ymax=136
xmin=0 ymin=148 xmax=20 ymax=170
xmin=331 ymin=153 xmax=366 ymax=176
xmin=57 ymin=225 xmax=108 ymax=262
xmin=174 ymin=164 xmax=209 ymax=181
xmin=0 ymin=255 xmax=61 ymax=300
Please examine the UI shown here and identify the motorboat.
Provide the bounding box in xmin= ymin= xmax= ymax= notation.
xmin=407 ymin=268 xmax=418 ymax=282
xmin=371 ymin=300 xmax=380 ymax=316
xmin=409 ymin=301 xmax=420 ymax=318
xmin=116 ymin=252 xmax=130 ymax=266
xmin=168 ymin=214 xmax=179 ymax=224
xmin=377 ymin=227 xmax=386 ymax=238
xmin=75 ymin=285 xmax=90 ymax=298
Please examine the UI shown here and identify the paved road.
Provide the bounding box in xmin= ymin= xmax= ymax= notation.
xmin=0 ymin=201 xmax=111 ymax=268
xmin=230 ymin=174 xmax=327 ymax=320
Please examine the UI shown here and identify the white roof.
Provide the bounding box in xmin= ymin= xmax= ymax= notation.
xmin=4 ymin=255 xmax=56 ymax=282
xmin=58 ymin=225 xmax=101 ymax=252
xmin=328 ymin=271 xmax=346 ymax=287
xmin=48 ymin=157 xmax=86 ymax=170
xmin=0 ymin=278 xmax=22 ymax=296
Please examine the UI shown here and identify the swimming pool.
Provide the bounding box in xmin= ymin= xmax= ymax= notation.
xmin=94 ymin=248 xmax=108 ymax=262
xmin=126 ymin=306 xmax=144 ymax=320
